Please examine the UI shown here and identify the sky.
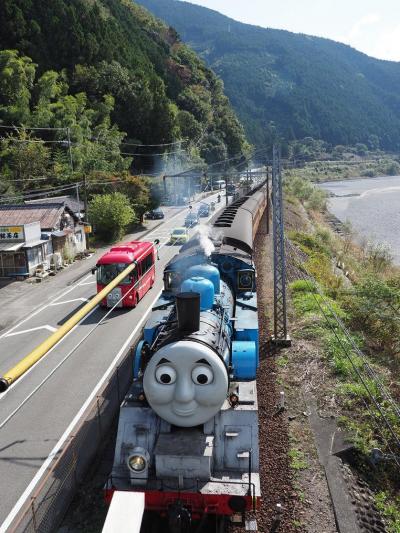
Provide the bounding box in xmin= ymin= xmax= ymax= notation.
xmin=181 ymin=0 xmax=400 ymax=61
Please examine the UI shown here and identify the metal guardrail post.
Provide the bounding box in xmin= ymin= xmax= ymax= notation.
xmin=31 ymin=497 xmax=37 ymax=532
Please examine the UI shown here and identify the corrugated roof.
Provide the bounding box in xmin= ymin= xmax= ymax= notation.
xmin=0 ymin=204 xmax=66 ymax=230
xmin=26 ymin=195 xmax=84 ymax=213
xmin=0 ymin=242 xmax=24 ymax=252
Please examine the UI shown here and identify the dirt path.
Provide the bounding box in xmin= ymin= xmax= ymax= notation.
xmin=253 ymin=210 xmax=337 ymax=533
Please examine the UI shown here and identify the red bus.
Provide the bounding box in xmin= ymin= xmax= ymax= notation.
xmin=94 ymin=240 xmax=158 ymax=308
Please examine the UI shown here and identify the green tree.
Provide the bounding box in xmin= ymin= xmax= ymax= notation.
xmin=119 ymin=174 xmax=154 ymax=222
xmin=0 ymin=129 xmax=53 ymax=191
xmin=0 ymin=49 xmax=36 ymax=123
xmin=89 ymin=192 xmax=135 ymax=242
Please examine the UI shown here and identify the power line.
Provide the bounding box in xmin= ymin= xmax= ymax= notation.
xmin=0 ymin=124 xmax=67 ymax=131
xmin=120 ymin=149 xmax=187 ymax=157
xmin=121 ymin=139 xmax=189 ymax=147
xmin=1 ymin=176 xmax=59 ymax=182
xmin=0 ymin=183 xmax=82 ymax=204
xmin=0 ymin=138 xmax=67 ymax=144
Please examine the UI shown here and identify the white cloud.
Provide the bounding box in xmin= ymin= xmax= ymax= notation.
xmin=370 ymin=24 xmax=400 ymax=61
xmin=347 ymin=13 xmax=382 ymax=41
xmin=333 ymin=13 xmax=400 ymax=61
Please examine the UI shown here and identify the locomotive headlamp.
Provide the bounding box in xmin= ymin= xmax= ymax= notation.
xmin=237 ymin=269 xmax=254 ymax=290
xmin=128 ymin=455 xmax=146 ymax=472
xmin=127 ymin=447 xmax=149 ymax=473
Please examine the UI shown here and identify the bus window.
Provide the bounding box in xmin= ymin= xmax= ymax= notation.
xmin=140 ymin=252 xmax=154 ymax=276
xmin=97 ymin=263 xmax=131 ymax=285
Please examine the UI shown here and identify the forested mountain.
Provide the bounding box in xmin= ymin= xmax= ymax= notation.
xmin=0 ymin=0 xmax=249 ymax=174
xmin=137 ymin=0 xmax=400 ymax=152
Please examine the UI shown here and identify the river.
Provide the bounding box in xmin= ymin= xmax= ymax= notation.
xmin=319 ymin=175 xmax=400 ymax=264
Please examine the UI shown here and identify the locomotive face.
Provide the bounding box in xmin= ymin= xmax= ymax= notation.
xmin=143 ymin=341 xmax=229 ymax=427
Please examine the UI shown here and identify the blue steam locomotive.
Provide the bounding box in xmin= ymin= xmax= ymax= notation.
xmin=107 ymin=185 xmax=267 ymax=532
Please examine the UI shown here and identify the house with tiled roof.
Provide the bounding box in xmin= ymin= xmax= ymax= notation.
xmin=25 ymin=195 xmax=84 ymax=218
xmin=0 ymin=203 xmax=86 ymax=278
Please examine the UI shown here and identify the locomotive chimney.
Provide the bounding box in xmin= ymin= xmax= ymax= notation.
xmin=176 ymin=292 xmax=200 ymax=333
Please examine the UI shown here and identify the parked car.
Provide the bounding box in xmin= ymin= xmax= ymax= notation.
xmin=170 ymin=227 xmax=189 ymax=244
xmin=184 ymin=212 xmax=199 ymax=227
xmin=197 ymin=204 xmax=210 ymax=217
xmin=145 ymin=208 xmax=165 ymax=220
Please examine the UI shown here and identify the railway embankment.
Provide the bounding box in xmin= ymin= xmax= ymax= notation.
xmin=274 ymin=174 xmax=400 ymax=532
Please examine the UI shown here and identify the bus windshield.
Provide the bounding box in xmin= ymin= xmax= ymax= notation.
xmin=97 ymin=263 xmax=133 ymax=286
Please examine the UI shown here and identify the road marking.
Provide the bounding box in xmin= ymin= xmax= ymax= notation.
xmin=5 ymin=325 xmax=57 ymax=337
xmin=78 ymin=280 xmax=96 ymax=286
xmin=0 ymin=273 xmax=93 ymax=341
xmin=0 ymin=305 xmax=99 ymax=401
xmin=0 ymin=289 xmax=162 ymax=533
xmin=50 ymin=298 xmax=89 ymax=306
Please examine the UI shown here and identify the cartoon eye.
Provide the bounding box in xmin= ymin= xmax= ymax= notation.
xmin=155 ymin=365 xmax=177 ymax=385
xmin=192 ymin=366 xmax=214 ymax=385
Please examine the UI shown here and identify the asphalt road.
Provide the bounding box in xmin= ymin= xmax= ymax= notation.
xmin=0 ymin=193 xmax=223 ymax=529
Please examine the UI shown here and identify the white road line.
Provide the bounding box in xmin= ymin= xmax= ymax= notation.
xmin=50 ymin=298 xmax=89 ymax=306
xmin=5 ymin=325 xmax=57 ymax=337
xmin=0 ymin=273 xmax=92 ymax=341
xmin=0 ymin=305 xmax=99 ymax=400
xmin=77 ymin=280 xmax=96 ymax=286
xmin=0 ymin=289 xmax=162 ymax=533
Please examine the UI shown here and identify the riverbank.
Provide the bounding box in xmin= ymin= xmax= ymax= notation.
xmin=285 ymin=157 xmax=400 ymax=183
xmin=320 ymin=175 xmax=400 ymax=265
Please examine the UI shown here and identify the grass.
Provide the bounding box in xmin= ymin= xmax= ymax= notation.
xmin=375 ymin=492 xmax=400 ymax=533
xmin=276 ymin=355 xmax=289 ymax=368
xmin=288 ymin=448 xmax=308 ymax=471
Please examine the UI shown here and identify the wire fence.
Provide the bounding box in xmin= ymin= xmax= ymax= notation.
xmin=285 ymin=238 xmax=400 ymax=470
xmin=7 ymin=345 xmax=135 ymax=533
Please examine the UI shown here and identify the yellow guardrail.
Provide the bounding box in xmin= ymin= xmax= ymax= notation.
xmin=0 ymin=262 xmax=136 ymax=392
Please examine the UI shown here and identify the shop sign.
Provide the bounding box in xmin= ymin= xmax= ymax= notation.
xmin=0 ymin=226 xmax=25 ymax=241
xmin=84 ymin=224 xmax=92 ymax=234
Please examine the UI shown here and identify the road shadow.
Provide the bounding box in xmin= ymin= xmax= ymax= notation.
xmin=57 ymin=295 xmax=97 ymax=326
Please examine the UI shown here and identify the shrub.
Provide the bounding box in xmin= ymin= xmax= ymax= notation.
xmin=341 ymin=277 xmax=400 ymax=356
xmin=89 ymin=192 xmax=135 ymax=242
xmin=289 ymin=231 xmax=330 ymax=256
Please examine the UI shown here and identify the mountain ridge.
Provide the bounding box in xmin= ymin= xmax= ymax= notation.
xmin=0 ymin=0 xmax=249 ymax=167
xmin=137 ymin=0 xmax=400 ymax=151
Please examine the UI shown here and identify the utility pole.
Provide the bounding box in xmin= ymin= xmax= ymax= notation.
xmin=271 ymin=145 xmax=291 ymax=348
xmin=66 ymin=127 xmax=74 ymax=173
xmin=266 ymin=166 xmax=270 ymax=235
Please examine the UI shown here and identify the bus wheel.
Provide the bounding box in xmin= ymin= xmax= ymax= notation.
xmin=133 ymin=295 xmax=139 ymax=308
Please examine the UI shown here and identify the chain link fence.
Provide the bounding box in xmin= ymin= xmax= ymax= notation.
xmin=8 ymin=344 xmax=135 ymax=533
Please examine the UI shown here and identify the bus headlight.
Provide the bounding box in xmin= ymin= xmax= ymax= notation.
xmin=127 ymin=447 xmax=149 ymax=473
